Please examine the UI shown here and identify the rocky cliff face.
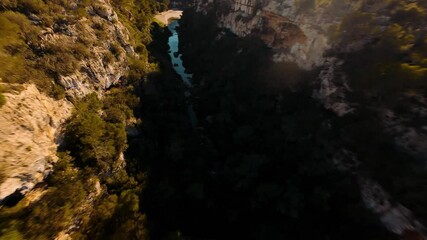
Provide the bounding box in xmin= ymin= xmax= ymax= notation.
xmin=47 ymin=0 xmax=136 ymax=98
xmin=0 ymin=0 xmax=139 ymax=203
xmin=0 ymin=84 xmax=72 ymax=203
xmin=196 ymin=0 xmax=363 ymax=69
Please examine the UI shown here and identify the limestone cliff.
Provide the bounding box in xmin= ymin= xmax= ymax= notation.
xmin=0 ymin=84 xmax=72 ymax=203
xmin=46 ymin=0 xmax=136 ymax=98
xmin=0 ymin=0 xmax=140 ymax=203
xmin=196 ymin=0 xmax=363 ymax=69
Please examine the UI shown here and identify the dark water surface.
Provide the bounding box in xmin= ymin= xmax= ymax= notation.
xmin=167 ymin=20 xmax=198 ymax=127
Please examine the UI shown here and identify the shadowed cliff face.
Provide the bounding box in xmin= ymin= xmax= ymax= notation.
xmin=195 ymin=0 xmax=365 ymax=69
xmin=164 ymin=2 xmax=427 ymax=239
xmin=193 ymin=0 xmax=427 ymax=156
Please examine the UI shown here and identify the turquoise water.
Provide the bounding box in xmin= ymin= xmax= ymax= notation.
xmin=168 ymin=20 xmax=198 ymax=127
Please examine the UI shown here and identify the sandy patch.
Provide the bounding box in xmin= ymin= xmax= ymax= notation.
xmin=155 ymin=10 xmax=183 ymax=25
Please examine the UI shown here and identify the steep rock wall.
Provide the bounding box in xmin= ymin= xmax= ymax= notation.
xmin=196 ymin=0 xmax=363 ymax=69
xmin=0 ymin=84 xmax=72 ymax=202
xmin=47 ymin=0 xmax=136 ymax=98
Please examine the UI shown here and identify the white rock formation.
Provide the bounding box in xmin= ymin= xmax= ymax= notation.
xmin=155 ymin=10 xmax=184 ymax=25
xmin=0 ymin=84 xmax=72 ymax=202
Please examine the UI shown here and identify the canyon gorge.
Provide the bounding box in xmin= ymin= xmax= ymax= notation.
xmin=1 ymin=0 xmax=427 ymax=239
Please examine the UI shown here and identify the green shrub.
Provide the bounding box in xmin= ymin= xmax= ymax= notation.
xmin=24 ymin=180 xmax=86 ymax=239
xmin=65 ymin=90 xmax=135 ymax=169
xmin=0 ymin=91 xmax=6 ymax=107
xmin=0 ymin=12 xmax=32 ymax=83
xmin=0 ymin=163 xmax=5 ymax=184
xmin=111 ymin=0 xmax=159 ymax=47
xmin=109 ymin=42 xmax=122 ymax=58
xmin=0 ymin=11 xmax=63 ymax=98
xmin=103 ymin=87 xmax=139 ymax=120
xmin=17 ymin=153 xmax=86 ymax=240
xmin=66 ymin=95 xmax=107 ymax=166
xmin=127 ymin=57 xmax=148 ymax=83
xmin=73 ymin=43 xmax=91 ymax=60
xmin=103 ymin=51 xmax=115 ymax=64
xmin=18 ymin=0 xmax=47 ymax=14
xmin=50 ymin=83 xmax=66 ymax=100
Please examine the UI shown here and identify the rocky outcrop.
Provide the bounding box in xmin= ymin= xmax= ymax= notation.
xmin=0 ymin=84 xmax=72 ymax=203
xmin=312 ymin=57 xmax=354 ymax=116
xmin=155 ymin=10 xmax=184 ymax=25
xmin=196 ymin=0 xmax=363 ymax=69
xmin=332 ymin=147 xmax=427 ymax=239
xmin=41 ymin=0 xmax=135 ymax=98
xmin=382 ymin=99 xmax=427 ymax=159
xmin=360 ymin=178 xmax=427 ymax=239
